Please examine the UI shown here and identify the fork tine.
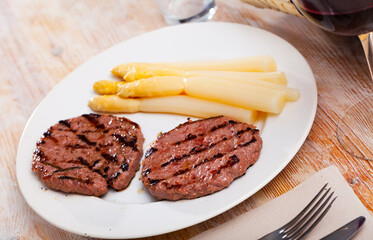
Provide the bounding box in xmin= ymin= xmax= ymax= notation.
xmin=290 ymin=193 xmax=337 ymax=240
xmin=295 ymin=196 xmax=337 ymax=240
xmin=283 ymin=186 xmax=331 ymax=235
xmin=280 ymin=183 xmax=328 ymax=232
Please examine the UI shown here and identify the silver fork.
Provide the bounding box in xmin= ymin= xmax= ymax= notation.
xmin=258 ymin=184 xmax=337 ymax=240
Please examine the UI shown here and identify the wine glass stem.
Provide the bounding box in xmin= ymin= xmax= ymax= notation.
xmin=359 ymin=32 xmax=373 ymax=80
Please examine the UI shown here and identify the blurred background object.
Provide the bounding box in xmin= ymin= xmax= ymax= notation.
xmin=157 ymin=0 xmax=217 ymax=24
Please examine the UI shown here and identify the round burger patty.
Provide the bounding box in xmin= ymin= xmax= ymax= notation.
xmin=32 ymin=113 xmax=144 ymax=197
xmin=141 ymin=116 xmax=262 ymax=200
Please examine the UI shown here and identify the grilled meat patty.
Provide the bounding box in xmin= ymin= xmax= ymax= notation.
xmin=141 ymin=116 xmax=262 ymax=200
xmin=32 ymin=113 xmax=144 ymax=197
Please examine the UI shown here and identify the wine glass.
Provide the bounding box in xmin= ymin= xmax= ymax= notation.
xmin=291 ymin=0 xmax=373 ymax=161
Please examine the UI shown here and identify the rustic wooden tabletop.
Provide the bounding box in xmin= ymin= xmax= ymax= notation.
xmin=0 ymin=0 xmax=372 ymax=239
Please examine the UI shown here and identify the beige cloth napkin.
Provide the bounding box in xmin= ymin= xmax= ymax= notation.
xmin=192 ymin=166 xmax=373 ymax=240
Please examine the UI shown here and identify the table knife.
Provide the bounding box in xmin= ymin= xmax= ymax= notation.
xmin=320 ymin=216 xmax=365 ymax=240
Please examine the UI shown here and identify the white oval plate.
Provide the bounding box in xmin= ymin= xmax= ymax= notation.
xmin=16 ymin=22 xmax=317 ymax=238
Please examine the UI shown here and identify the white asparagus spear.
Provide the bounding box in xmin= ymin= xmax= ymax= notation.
xmin=112 ymin=55 xmax=277 ymax=79
xmin=185 ymin=77 xmax=286 ymax=114
xmin=187 ymin=70 xmax=287 ymax=85
xmin=117 ymin=76 xmax=185 ymax=98
xmin=120 ymin=66 xmax=287 ymax=84
xmin=99 ymin=75 xmax=298 ymax=101
xmin=88 ymin=95 xmax=257 ymax=124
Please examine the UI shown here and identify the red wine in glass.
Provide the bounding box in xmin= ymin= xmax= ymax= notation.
xmin=292 ymin=0 xmax=373 ymax=160
xmin=292 ymin=0 xmax=373 ymax=35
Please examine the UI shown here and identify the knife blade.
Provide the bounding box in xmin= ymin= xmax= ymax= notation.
xmin=320 ymin=216 xmax=365 ymax=240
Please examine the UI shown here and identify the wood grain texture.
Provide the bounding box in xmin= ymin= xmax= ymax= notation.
xmin=0 ymin=0 xmax=372 ymax=239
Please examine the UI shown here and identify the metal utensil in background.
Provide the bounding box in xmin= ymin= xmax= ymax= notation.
xmin=258 ymin=184 xmax=336 ymax=240
xmin=320 ymin=216 xmax=366 ymax=240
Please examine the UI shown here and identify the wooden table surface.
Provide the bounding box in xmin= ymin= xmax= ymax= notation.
xmin=1 ymin=0 xmax=372 ymax=239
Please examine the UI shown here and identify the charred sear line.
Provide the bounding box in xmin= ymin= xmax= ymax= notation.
xmin=164 ymin=182 xmax=182 ymax=190
xmin=149 ymin=179 xmax=161 ymax=185
xmin=66 ymin=144 xmax=89 ymax=149
xmin=143 ymin=168 xmax=151 ymax=176
xmin=77 ymin=134 xmax=96 ymax=146
xmin=167 ymin=154 xmax=242 ymax=189
xmin=161 ymin=127 xmax=255 ymax=168
xmin=58 ymin=120 xmax=71 ymax=128
xmin=91 ymin=160 xmax=100 ymax=168
xmin=172 ymin=137 xmax=257 ymax=178
xmin=174 ymin=169 xmax=189 ymax=176
xmin=102 ymin=153 xmax=118 ymax=162
xmin=78 ymin=157 xmax=91 ymax=169
xmin=228 ymin=155 xmax=240 ymax=165
xmin=82 ymin=113 xmax=106 ymax=129
xmin=43 ymin=130 xmax=58 ymax=143
xmin=43 ymin=130 xmax=51 ymax=137
xmin=210 ymin=120 xmax=237 ymax=132
xmin=120 ymin=161 xmax=129 ymax=171
xmin=173 ymin=153 xmax=225 ymax=177
xmin=161 ymin=154 xmax=190 ymax=167
xmin=40 ymin=161 xmax=62 ymax=170
xmin=82 ymin=113 xmax=101 ymax=123
xmin=110 ymin=172 xmax=120 ymax=180
xmin=145 ymin=147 xmax=158 ymax=158
xmin=174 ymin=133 xmax=198 ymax=145
xmin=127 ymin=138 xmax=138 ymax=151
xmin=112 ymin=133 xmax=138 ymax=151
xmin=53 ymin=167 xmax=81 ymax=173
xmin=82 ymin=113 xmax=101 ymax=119
xmin=241 ymin=137 xmax=257 ymax=146
xmin=213 ymin=155 xmax=240 ymax=175
xmin=58 ymin=175 xmax=93 ymax=184
xmin=112 ymin=133 xmax=126 ymax=144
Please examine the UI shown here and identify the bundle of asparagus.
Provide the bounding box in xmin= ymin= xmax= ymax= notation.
xmin=88 ymin=56 xmax=300 ymax=124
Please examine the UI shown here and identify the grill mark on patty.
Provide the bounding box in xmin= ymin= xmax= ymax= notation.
xmin=107 ymin=157 xmax=130 ymax=182
xmin=156 ymin=154 xmax=242 ymax=190
xmin=160 ymin=127 xmax=255 ymax=168
xmin=53 ymin=166 xmax=82 ymax=173
xmin=40 ymin=161 xmax=61 ymax=170
xmin=66 ymin=144 xmax=89 ymax=149
xmin=82 ymin=113 xmax=106 ymax=129
xmin=171 ymin=120 xmax=237 ymax=146
xmin=174 ymin=133 xmax=198 ymax=145
xmin=112 ymin=133 xmax=138 ymax=151
xmin=212 ymin=155 xmax=240 ymax=175
xmin=145 ymin=147 xmax=158 ymax=158
xmin=120 ymin=161 xmax=129 ymax=171
xmin=149 ymin=179 xmax=161 ymax=185
xmin=91 ymin=160 xmax=100 ymax=168
xmin=101 ymin=153 xmax=118 ymax=162
xmin=149 ymin=137 xmax=258 ymax=186
xmin=143 ymin=168 xmax=151 ymax=176
xmin=58 ymin=120 xmax=71 ymax=128
xmin=77 ymin=134 xmax=96 ymax=146
xmin=58 ymin=175 xmax=93 ymax=184
xmin=77 ymin=157 xmax=91 ymax=169
xmin=43 ymin=130 xmax=58 ymax=143
xmin=43 ymin=166 xmax=83 ymax=179
xmin=157 ymin=116 xmax=225 ymax=140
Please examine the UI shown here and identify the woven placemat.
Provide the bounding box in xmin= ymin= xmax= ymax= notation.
xmin=241 ymin=0 xmax=302 ymax=16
